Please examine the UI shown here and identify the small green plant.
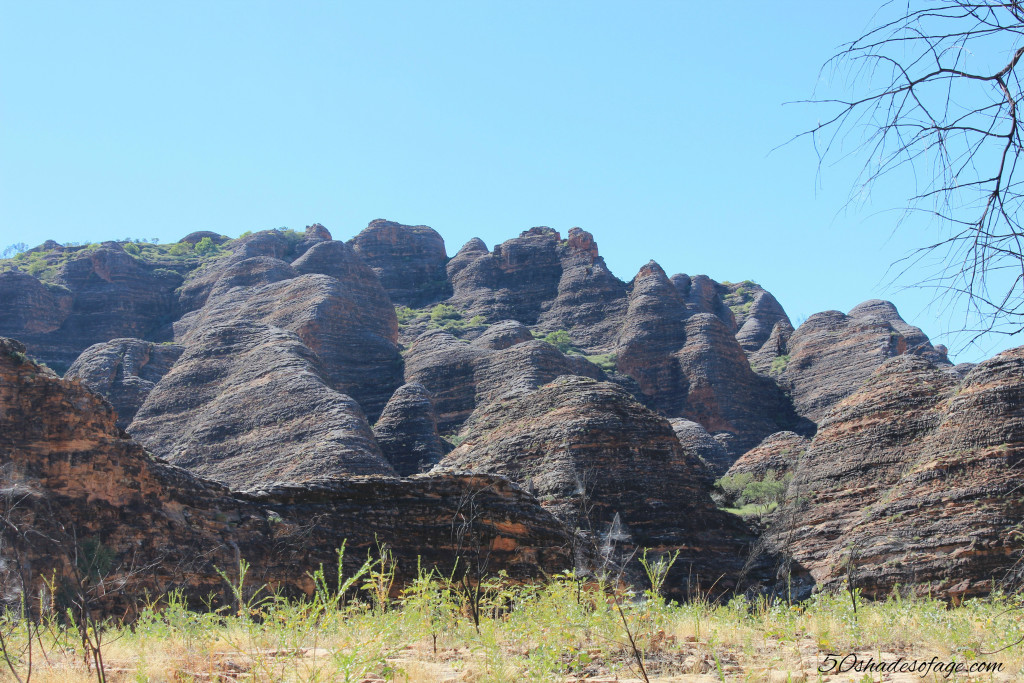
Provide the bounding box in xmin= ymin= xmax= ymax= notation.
xmin=541 ymin=329 xmax=576 ymax=353
xmin=395 ymin=305 xmax=426 ymax=325
xmin=770 ymin=354 xmax=790 ymax=375
xmin=426 ymin=304 xmax=486 ymax=335
xmin=584 ymin=353 xmax=617 ymax=372
xmin=194 ymin=236 xmax=218 ymax=256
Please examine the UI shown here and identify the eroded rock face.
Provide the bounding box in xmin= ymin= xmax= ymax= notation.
xmin=0 ymin=245 xmax=182 ymax=374
xmin=766 ymin=350 xmax=1024 ymax=600
xmin=349 ymin=219 xmax=451 ymax=307
xmin=473 ymin=320 xmax=534 ymax=350
xmin=729 ymin=287 xmax=790 ymax=352
xmin=678 ymin=313 xmax=800 ymax=456
xmin=669 ymin=418 xmax=731 ymax=479
xmin=616 ymin=261 xmax=690 ymax=415
xmin=177 ymin=247 xmax=402 ymax=421
xmin=65 ymin=339 xmax=184 ymax=429
xmin=176 ymin=230 xmax=300 ymax=314
xmin=435 ymin=376 xmax=751 ymax=596
xmin=130 ymin=323 xmax=395 ymax=487
xmin=404 ymin=332 xmax=604 ymax=434
xmin=726 ymin=431 xmax=809 ymax=479
xmin=535 ymin=228 xmax=628 ymax=351
xmin=616 ymin=264 xmax=801 ymax=459
xmin=778 ymin=300 xmax=950 ymax=423
xmin=0 ymin=338 xmax=574 ymax=615
xmin=447 ymin=228 xmax=564 ymax=324
xmin=373 ymin=383 xmax=447 ymax=476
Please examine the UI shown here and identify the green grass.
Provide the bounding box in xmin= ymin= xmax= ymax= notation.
xmin=583 ymin=353 xmax=617 ymax=373
xmin=770 ymin=353 xmax=791 ymax=375
xmin=2 ymin=555 xmax=1020 ymax=682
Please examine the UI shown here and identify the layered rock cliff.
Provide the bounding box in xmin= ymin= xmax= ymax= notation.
xmin=775 ymin=300 xmax=950 ymax=422
xmin=0 ymin=337 xmax=574 ymax=615
xmin=765 ymin=350 xmax=1024 ymax=600
xmin=435 ymin=376 xmax=753 ymax=595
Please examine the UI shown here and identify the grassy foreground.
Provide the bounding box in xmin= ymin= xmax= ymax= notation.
xmin=2 ymin=555 xmax=1023 ymax=682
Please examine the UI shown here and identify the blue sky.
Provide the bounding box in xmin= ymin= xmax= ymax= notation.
xmin=1 ymin=1 xmax=1016 ymax=363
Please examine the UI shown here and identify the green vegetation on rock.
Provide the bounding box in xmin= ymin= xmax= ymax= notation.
xmin=713 ymin=469 xmax=791 ymax=511
xmin=770 ymin=354 xmax=790 ymax=375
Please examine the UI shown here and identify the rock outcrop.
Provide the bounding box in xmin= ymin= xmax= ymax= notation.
xmin=176 ymin=244 xmax=402 ymax=421
xmin=447 ymin=228 xmax=565 ymax=325
xmin=435 ymin=376 xmax=751 ymax=596
xmin=65 ymin=338 xmax=184 ymax=429
xmin=669 ymin=418 xmax=731 ymax=479
xmin=726 ymin=431 xmax=809 ymax=479
xmin=472 ymin=320 xmax=535 ymax=350
xmin=616 ymin=263 xmax=802 ymax=459
xmin=535 ymin=227 xmax=628 ymax=350
xmin=0 ymin=338 xmax=574 ymax=615
xmin=373 ymin=383 xmax=448 ymax=476
xmin=778 ymin=300 xmax=950 ymax=422
xmin=616 ymin=261 xmax=690 ymax=415
xmin=129 ymin=323 xmax=395 ymax=487
xmin=0 ymin=244 xmax=182 ymax=374
xmin=766 ymin=350 xmax=1024 ymax=600
xmin=677 ymin=313 xmax=800 ymax=455
xmin=404 ymin=331 xmax=604 ymax=433
xmin=349 ymin=219 xmax=451 ymax=307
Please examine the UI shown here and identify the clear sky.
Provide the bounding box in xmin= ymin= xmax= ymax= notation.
xmin=1 ymin=1 xmax=1017 ymax=363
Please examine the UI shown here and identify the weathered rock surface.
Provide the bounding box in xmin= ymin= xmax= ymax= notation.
xmin=678 ymin=313 xmax=801 ymax=456
xmin=130 ymin=323 xmax=395 ymax=487
xmin=0 ymin=245 xmax=182 ymax=374
xmin=349 ymin=219 xmax=451 ymax=307
xmin=669 ymin=418 xmax=731 ymax=479
xmin=617 ymin=261 xmax=690 ymax=415
xmin=673 ymin=274 xmax=737 ymax=330
xmin=766 ymin=350 xmax=1024 ymax=600
xmin=373 ymin=383 xmax=448 ymax=476
xmin=535 ymin=227 xmax=628 ymax=351
xmin=778 ymin=300 xmax=950 ymax=422
xmin=748 ymin=320 xmax=794 ymax=376
xmin=0 ymin=338 xmax=574 ymax=614
xmin=176 ymin=244 xmax=402 ymax=420
xmin=472 ymin=320 xmax=535 ymax=350
xmin=447 ymin=227 xmax=564 ymax=324
xmin=65 ymin=338 xmax=184 ymax=429
xmin=404 ymin=331 xmax=604 ymax=433
xmin=435 ymin=376 xmax=752 ymax=595
xmin=175 ymin=230 xmax=299 ymax=314
xmin=726 ymin=431 xmax=809 ymax=479
xmin=616 ymin=263 xmax=802 ymax=459
xmin=727 ymin=285 xmax=791 ymax=352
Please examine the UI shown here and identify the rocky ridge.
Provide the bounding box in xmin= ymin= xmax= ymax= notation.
xmin=0 ymin=337 xmax=574 ymax=614
xmin=765 ymin=350 xmax=1024 ymax=600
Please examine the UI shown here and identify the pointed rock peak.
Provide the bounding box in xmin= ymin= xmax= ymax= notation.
xmin=636 ymin=259 xmax=668 ymax=281
xmin=520 ymin=226 xmax=560 ymax=239
xmin=565 ymin=227 xmax=599 ymax=258
xmin=304 ymin=223 xmax=332 ymax=241
xmin=849 ymin=299 xmax=903 ymax=321
xmin=457 ymin=237 xmax=489 ymax=255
